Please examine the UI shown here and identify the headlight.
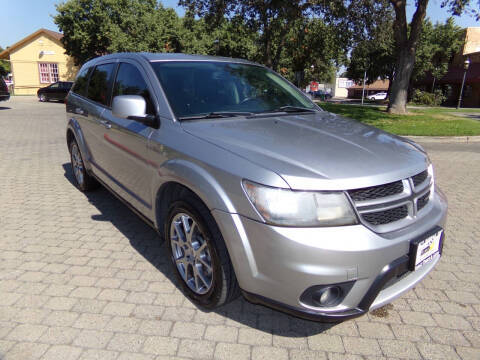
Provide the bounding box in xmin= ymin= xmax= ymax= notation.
xmin=242 ymin=180 xmax=358 ymax=227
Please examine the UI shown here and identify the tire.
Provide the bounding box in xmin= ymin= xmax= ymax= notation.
xmin=39 ymin=94 xmax=47 ymax=102
xmin=165 ymin=195 xmax=239 ymax=309
xmin=69 ymin=139 xmax=99 ymax=192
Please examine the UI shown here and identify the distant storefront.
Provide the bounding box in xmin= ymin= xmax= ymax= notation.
xmin=347 ymin=80 xmax=389 ymax=99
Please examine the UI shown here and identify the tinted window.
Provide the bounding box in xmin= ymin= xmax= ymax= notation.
xmin=113 ymin=63 xmax=154 ymax=115
xmin=71 ymin=66 xmax=91 ymax=97
xmin=87 ymin=63 xmax=117 ymax=106
xmin=49 ymin=83 xmax=59 ymax=89
xmin=151 ymin=61 xmax=314 ymax=118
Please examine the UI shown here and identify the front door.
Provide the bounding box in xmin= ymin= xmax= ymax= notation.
xmin=98 ymin=61 xmax=157 ymax=216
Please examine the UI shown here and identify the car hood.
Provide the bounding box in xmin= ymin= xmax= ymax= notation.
xmin=181 ymin=111 xmax=429 ymax=190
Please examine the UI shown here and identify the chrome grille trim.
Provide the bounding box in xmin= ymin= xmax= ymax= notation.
xmin=347 ymin=169 xmax=433 ymax=232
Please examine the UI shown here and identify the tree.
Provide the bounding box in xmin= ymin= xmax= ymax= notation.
xmin=0 ymin=47 xmax=11 ymax=77
xmin=387 ymin=0 xmax=479 ymax=114
xmin=279 ymin=18 xmax=345 ymax=87
xmin=178 ymin=1 xmax=328 ymax=71
xmin=412 ymin=18 xmax=464 ymax=89
xmin=179 ymin=14 xmax=258 ymax=60
xmin=54 ymin=0 xmax=182 ymax=65
xmin=346 ymin=17 xmax=396 ymax=93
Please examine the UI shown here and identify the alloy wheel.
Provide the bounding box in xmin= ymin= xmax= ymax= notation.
xmin=170 ymin=213 xmax=213 ymax=295
xmin=71 ymin=143 xmax=84 ymax=186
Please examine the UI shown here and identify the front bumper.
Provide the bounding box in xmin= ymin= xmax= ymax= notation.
xmin=0 ymin=93 xmax=10 ymax=102
xmin=212 ymin=188 xmax=447 ymax=321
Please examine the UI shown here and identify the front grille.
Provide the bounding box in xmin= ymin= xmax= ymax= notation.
xmin=348 ymin=181 xmax=404 ymax=202
xmin=348 ymin=168 xmax=431 ymax=230
xmin=417 ymin=191 xmax=430 ymax=211
xmin=412 ymin=170 xmax=428 ymax=187
xmin=362 ymin=205 xmax=408 ymax=225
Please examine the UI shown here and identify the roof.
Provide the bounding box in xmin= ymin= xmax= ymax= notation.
xmin=348 ymin=79 xmax=389 ymax=90
xmin=0 ymin=28 xmax=63 ymax=59
xmin=81 ymin=52 xmax=260 ymax=68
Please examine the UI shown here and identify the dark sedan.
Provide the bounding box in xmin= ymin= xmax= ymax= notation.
xmin=38 ymin=81 xmax=73 ymax=102
xmin=0 ymin=78 xmax=10 ymax=102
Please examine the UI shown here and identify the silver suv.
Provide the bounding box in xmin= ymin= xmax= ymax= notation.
xmin=66 ymin=53 xmax=447 ymax=321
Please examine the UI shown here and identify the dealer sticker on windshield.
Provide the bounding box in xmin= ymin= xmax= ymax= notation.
xmin=411 ymin=229 xmax=443 ymax=271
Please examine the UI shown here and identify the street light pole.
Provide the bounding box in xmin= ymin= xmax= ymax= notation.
xmin=456 ymin=58 xmax=470 ymax=109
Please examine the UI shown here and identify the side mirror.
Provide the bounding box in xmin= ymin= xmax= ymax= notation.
xmin=112 ymin=95 xmax=158 ymax=128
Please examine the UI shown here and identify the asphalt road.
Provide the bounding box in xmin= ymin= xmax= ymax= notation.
xmin=0 ymin=96 xmax=479 ymax=359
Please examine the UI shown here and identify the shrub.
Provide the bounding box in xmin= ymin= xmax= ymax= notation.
xmin=411 ymin=89 xmax=446 ymax=106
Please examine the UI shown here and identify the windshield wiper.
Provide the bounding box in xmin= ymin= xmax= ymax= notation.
xmin=247 ymin=106 xmax=317 ymax=118
xmin=273 ymin=106 xmax=317 ymax=113
xmin=178 ymin=111 xmax=253 ymax=121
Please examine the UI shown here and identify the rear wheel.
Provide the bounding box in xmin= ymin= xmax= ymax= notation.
xmin=165 ymin=195 xmax=239 ymax=308
xmin=69 ymin=139 xmax=98 ymax=191
xmin=39 ymin=94 xmax=47 ymax=102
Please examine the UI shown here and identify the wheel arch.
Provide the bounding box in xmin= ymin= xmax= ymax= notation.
xmin=66 ymin=119 xmax=93 ymax=173
xmin=152 ymin=159 xmax=238 ymax=235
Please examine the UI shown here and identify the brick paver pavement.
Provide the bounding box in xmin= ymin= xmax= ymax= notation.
xmin=1 ymin=96 xmax=479 ymax=359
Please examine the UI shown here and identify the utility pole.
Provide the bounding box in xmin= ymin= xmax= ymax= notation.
xmin=361 ymin=70 xmax=367 ymax=105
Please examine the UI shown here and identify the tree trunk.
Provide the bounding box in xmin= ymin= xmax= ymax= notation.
xmin=387 ymin=48 xmax=415 ymax=114
xmin=387 ymin=0 xmax=428 ymax=114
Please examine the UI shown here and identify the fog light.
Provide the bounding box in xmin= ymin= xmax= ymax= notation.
xmin=300 ymin=281 xmax=355 ymax=309
xmin=314 ymin=286 xmax=342 ymax=307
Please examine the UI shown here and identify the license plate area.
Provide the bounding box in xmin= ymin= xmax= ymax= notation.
xmin=409 ymin=226 xmax=444 ymax=271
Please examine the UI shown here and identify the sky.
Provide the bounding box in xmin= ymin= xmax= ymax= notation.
xmin=1 ymin=0 xmax=478 ymax=49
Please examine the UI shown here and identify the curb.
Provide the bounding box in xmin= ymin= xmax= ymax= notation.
xmin=407 ymin=136 xmax=480 ymax=143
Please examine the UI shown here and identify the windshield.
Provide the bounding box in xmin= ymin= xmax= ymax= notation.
xmin=150 ymin=61 xmax=316 ymax=119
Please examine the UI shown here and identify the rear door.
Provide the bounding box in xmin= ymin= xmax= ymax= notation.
xmin=78 ymin=62 xmax=118 ymax=183
xmin=98 ymin=61 xmax=157 ymax=215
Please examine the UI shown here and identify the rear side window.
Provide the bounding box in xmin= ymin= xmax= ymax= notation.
xmin=87 ymin=63 xmax=117 ymax=106
xmin=71 ymin=66 xmax=91 ymax=97
xmin=113 ymin=63 xmax=154 ymax=115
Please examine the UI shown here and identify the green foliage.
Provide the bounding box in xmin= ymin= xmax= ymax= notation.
xmin=411 ymin=89 xmax=446 ymax=106
xmin=346 ymin=15 xmax=395 ymax=85
xmin=54 ymin=0 xmax=183 ymax=65
xmin=179 ymin=16 xmax=258 ymax=60
xmin=278 ymin=18 xmax=345 ymax=86
xmin=0 ymin=47 xmax=11 ymax=77
xmin=177 ymin=0 xmax=355 ymax=71
xmin=441 ymin=0 xmax=480 ymax=20
xmin=412 ymin=18 xmax=464 ymax=83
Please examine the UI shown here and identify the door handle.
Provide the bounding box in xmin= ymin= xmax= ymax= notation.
xmin=75 ymin=107 xmax=87 ymax=116
xmin=100 ymin=120 xmax=112 ymax=129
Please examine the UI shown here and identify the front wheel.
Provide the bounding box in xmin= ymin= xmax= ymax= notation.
xmin=165 ymin=197 xmax=239 ymax=308
xmin=39 ymin=94 xmax=47 ymax=102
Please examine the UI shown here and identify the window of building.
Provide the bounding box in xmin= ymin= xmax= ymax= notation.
xmin=39 ymin=63 xmax=59 ymax=83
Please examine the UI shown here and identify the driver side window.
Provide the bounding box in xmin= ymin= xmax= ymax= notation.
xmin=113 ymin=63 xmax=155 ymax=115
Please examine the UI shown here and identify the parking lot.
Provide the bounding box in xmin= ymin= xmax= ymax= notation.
xmin=0 ymin=96 xmax=479 ymax=360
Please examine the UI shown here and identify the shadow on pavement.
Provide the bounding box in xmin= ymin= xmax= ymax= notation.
xmin=0 ymin=106 xmax=11 ymax=110
xmin=62 ymin=162 xmax=337 ymax=336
